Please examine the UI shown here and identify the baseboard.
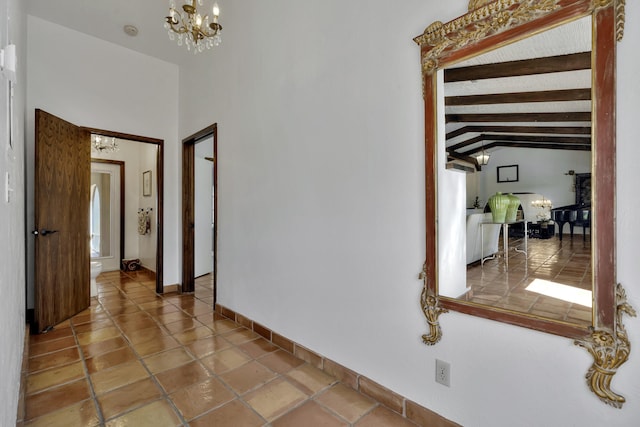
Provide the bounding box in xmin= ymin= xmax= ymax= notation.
xmin=163 ymin=284 xmax=180 ymax=294
xmin=139 ymin=265 xmax=156 ymax=278
xmin=214 ymin=304 xmax=460 ymax=427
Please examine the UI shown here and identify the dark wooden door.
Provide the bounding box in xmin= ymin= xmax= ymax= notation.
xmin=34 ymin=109 xmax=91 ymax=333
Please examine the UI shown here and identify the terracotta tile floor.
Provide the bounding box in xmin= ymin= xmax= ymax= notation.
xmin=462 ymin=234 xmax=592 ymax=325
xmin=22 ymin=270 xmax=419 ymax=426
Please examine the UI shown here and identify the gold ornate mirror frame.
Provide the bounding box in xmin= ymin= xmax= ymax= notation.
xmin=414 ymin=0 xmax=635 ymax=407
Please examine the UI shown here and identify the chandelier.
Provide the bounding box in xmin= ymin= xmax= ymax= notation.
xmin=531 ymin=198 xmax=553 ymax=209
xmin=165 ymin=0 xmax=222 ymax=53
xmin=91 ymin=135 xmax=119 ymax=154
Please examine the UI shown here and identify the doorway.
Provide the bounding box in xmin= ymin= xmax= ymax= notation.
xmin=32 ymin=110 xmax=166 ymax=333
xmin=86 ymin=128 xmax=165 ymax=294
xmin=90 ymin=160 xmax=124 ymax=272
xmin=182 ymin=124 xmax=218 ymax=303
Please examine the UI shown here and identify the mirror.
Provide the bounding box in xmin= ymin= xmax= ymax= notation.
xmin=440 ymin=16 xmax=593 ymax=327
xmin=415 ymin=0 xmax=636 ymax=408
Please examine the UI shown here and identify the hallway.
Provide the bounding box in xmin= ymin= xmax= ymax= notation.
xmin=19 ymin=270 xmax=423 ymax=426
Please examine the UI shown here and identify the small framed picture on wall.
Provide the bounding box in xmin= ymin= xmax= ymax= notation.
xmin=497 ymin=165 xmax=519 ymax=183
xmin=143 ymin=170 xmax=152 ymax=196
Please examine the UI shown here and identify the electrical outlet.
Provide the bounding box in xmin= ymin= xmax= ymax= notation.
xmin=435 ymin=359 xmax=450 ymax=387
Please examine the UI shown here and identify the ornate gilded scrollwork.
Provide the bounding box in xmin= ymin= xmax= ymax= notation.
xmin=467 ymin=0 xmax=625 ymax=41
xmin=615 ymin=0 xmax=625 ymax=41
xmin=468 ymin=0 xmax=495 ymax=11
xmin=592 ymin=0 xmax=625 ymax=41
xmin=414 ymin=0 xmax=560 ymax=75
xmin=419 ymin=262 xmax=448 ymax=345
xmin=575 ymin=284 xmax=637 ymax=408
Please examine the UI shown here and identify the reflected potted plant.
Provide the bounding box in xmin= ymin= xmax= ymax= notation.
xmin=472 ymin=196 xmax=481 ymax=209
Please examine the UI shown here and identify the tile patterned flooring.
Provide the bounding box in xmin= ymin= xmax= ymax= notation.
xmin=462 ymin=234 xmax=592 ymax=325
xmin=20 ymin=270 xmax=423 ymax=427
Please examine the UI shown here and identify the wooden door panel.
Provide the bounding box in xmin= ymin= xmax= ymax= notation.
xmin=35 ymin=109 xmax=90 ymax=332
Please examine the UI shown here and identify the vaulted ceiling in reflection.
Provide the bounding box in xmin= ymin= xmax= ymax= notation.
xmin=444 ymin=17 xmax=592 ymax=170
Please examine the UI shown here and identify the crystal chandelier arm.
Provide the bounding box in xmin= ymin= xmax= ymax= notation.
xmin=199 ymin=20 xmax=222 ymax=37
xmin=165 ymin=11 xmax=189 ymax=35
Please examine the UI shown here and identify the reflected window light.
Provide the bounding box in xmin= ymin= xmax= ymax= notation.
xmin=526 ymin=278 xmax=592 ymax=307
xmin=90 ymin=184 xmax=101 ymax=257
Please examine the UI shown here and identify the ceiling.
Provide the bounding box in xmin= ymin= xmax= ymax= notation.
xmin=444 ymin=16 xmax=592 ymax=170
xmin=26 ymin=0 xmax=201 ymax=65
xmin=25 ymin=1 xmax=593 ymax=167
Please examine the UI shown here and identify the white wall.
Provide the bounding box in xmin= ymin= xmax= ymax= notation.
xmin=438 ymin=70 xmax=467 ymax=298
xmin=26 ymin=17 xmax=179 ymax=306
xmin=179 ymin=1 xmax=640 ymax=426
xmin=0 ymin=0 xmax=26 ymax=424
xmin=477 ymin=148 xmax=591 ymax=209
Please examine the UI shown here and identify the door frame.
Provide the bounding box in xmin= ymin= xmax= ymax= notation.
xmin=86 ymin=128 xmax=165 ymax=293
xmin=90 ymin=159 xmax=125 ymax=271
xmin=182 ymin=124 xmax=217 ymax=302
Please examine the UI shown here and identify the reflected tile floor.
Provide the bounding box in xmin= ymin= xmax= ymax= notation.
xmin=22 ymin=270 xmax=419 ymax=427
xmin=463 ymin=235 xmax=592 ymax=325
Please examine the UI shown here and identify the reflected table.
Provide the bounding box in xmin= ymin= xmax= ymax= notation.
xmin=481 ymin=220 xmax=528 ymax=270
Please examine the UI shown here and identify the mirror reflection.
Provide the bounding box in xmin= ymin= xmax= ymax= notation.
xmin=438 ymin=16 xmax=593 ymax=326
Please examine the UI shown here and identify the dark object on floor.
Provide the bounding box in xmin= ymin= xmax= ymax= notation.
xmin=528 ymin=222 xmax=555 ymax=239
xmin=121 ymin=258 xmax=141 ymax=271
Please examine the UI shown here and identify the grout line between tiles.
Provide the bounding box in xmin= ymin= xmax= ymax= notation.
xmin=26 ymin=271 xmax=443 ymax=426
xmin=95 ymin=282 xmax=191 ymax=427
xmin=69 ymin=311 xmax=106 ymax=426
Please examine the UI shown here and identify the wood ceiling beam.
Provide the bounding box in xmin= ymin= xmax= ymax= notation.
xmin=484 ymin=134 xmax=590 ymax=144
xmin=446 ymin=125 xmax=591 ymax=140
xmin=449 ymin=134 xmax=590 ymax=152
xmin=446 ymin=151 xmax=481 ymax=171
xmin=441 ymin=54 xmax=594 ymax=168
xmin=448 ymin=137 xmax=486 ymax=151
xmin=457 ymin=141 xmax=591 ymax=155
xmin=445 ymin=112 xmax=591 ymax=123
xmin=445 ymin=88 xmax=591 ymax=106
xmin=444 ymin=52 xmax=591 ymax=82
xmin=448 ymin=135 xmax=485 ymax=151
